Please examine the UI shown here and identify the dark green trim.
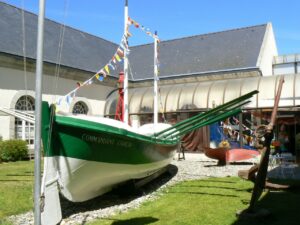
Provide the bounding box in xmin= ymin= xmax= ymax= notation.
xmin=41 ymin=101 xmax=178 ymax=164
xmin=55 ymin=116 xmax=178 ymax=145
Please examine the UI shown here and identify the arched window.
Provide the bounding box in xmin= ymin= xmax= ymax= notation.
xmin=15 ymin=95 xmax=35 ymax=145
xmin=72 ymin=101 xmax=89 ymax=115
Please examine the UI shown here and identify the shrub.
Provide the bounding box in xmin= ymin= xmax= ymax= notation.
xmin=0 ymin=140 xmax=28 ymax=162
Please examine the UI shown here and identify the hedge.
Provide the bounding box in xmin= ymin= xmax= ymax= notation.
xmin=0 ymin=140 xmax=28 ymax=162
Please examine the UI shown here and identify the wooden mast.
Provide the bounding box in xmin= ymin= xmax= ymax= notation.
xmin=123 ymin=0 xmax=129 ymax=124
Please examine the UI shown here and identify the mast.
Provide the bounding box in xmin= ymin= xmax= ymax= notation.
xmin=34 ymin=0 xmax=46 ymax=224
xmin=123 ymin=0 xmax=129 ymax=124
xmin=153 ymin=31 xmax=159 ymax=126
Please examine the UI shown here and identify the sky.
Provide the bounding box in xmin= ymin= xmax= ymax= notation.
xmin=3 ymin=0 xmax=300 ymax=55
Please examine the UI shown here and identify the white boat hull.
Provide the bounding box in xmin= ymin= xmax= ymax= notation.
xmin=44 ymin=155 xmax=174 ymax=202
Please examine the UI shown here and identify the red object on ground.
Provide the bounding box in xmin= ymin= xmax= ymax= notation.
xmin=226 ymin=149 xmax=259 ymax=162
xmin=204 ymin=147 xmax=259 ymax=165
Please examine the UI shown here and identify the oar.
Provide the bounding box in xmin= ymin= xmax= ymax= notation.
xmin=153 ymin=90 xmax=258 ymax=138
xmin=163 ymin=108 xmax=242 ymax=139
xmin=157 ymin=100 xmax=251 ymax=139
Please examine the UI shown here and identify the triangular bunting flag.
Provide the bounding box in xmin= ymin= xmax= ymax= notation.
xmin=108 ymin=63 xmax=115 ymax=70
xmin=104 ymin=65 xmax=110 ymax=74
xmin=66 ymin=95 xmax=73 ymax=105
xmin=57 ymin=97 xmax=62 ymax=105
xmin=99 ymin=69 xmax=107 ymax=77
xmin=96 ymin=73 xmax=105 ymax=81
xmin=99 ymin=75 xmax=104 ymax=81
xmin=126 ymin=30 xmax=132 ymax=37
xmin=117 ymin=48 xmax=124 ymax=58
xmin=115 ymin=54 xmax=121 ymax=62
xmin=112 ymin=56 xmax=117 ymax=64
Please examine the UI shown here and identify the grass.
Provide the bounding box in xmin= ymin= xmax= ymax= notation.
xmin=88 ymin=177 xmax=300 ymax=225
xmin=1 ymin=161 xmax=300 ymax=225
xmin=0 ymin=160 xmax=34 ymax=224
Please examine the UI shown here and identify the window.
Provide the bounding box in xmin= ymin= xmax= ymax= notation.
xmin=72 ymin=101 xmax=89 ymax=115
xmin=15 ymin=95 xmax=35 ymax=145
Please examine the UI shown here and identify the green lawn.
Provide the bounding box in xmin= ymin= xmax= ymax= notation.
xmin=1 ymin=161 xmax=300 ymax=225
xmin=88 ymin=177 xmax=300 ymax=225
xmin=0 ymin=160 xmax=34 ymax=224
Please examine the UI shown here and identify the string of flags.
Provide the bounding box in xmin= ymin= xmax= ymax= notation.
xmin=128 ymin=17 xmax=161 ymax=76
xmin=128 ymin=17 xmax=160 ymax=41
xmin=57 ymin=17 xmax=160 ymax=107
xmin=56 ymin=34 xmax=129 ymax=106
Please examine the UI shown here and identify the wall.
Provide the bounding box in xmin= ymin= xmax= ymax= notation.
xmin=0 ymin=88 xmax=18 ymax=139
xmin=0 ymin=67 xmax=115 ymax=114
xmin=0 ymin=115 xmax=12 ymax=140
xmin=274 ymin=63 xmax=296 ymax=75
xmin=256 ymin=23 xmax=278 ymax=76
xmin=0 ymin=66 xmax=115 ymax=140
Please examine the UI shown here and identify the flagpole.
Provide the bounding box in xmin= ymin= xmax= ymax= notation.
xmin=153 ymin=31 xmax=158 ymax=126
xmin=123 ymin=0 xmax=129 ymax=124
xmin=34 ymin=0 xmax=46 ymax=224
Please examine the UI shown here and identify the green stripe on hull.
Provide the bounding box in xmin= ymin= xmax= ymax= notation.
xmin=42 ymin=102 xmax=177 ymax=164
xmin=54 ymin=122 xmax=177 ymax=164
xmin=55 ymin=116 xmax=178 ymax=145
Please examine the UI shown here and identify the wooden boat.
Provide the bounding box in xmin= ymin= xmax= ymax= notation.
xmin=41 ymin=90 xmax=258 ymax=200
xmin=39 ymin=90 xmax=258 ymax=223
xmin=41 ymin=103 xmax=178 ymax=202
xmin=204 ymin=147 xmax=259 ymax=165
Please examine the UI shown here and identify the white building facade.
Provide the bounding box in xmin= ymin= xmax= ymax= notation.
xmin=1 ymin=3 xmax=299 ymax=158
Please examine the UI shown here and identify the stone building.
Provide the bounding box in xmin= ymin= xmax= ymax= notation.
xmin=0 ymin=2 xmax=299 ymax=157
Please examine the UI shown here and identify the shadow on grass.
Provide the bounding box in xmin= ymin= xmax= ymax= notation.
xmin=0 ymin=179 xmax=32 ymax=182
xmin=0 ymin=173 xmax=33 ymax=182
xmin=107 ymin=216 xmax=159 ymax=225
xmin=176 ymin=184 xmax=251 ymax=194
xmin=230 ymin=162 xmax=254 ymax=166
xmin=5 ymin=174 xmax=33 ymax=176
xmin=168 ymin=190 xmax=238 ymax=197
xmin=204 ymin=162 xmax=254 ymax=167
xmin=177 ymin=184 xmax=239 ymax=190
xmin=187 ymin=179 xmax=237 ymax=184
xmin=233 ymin=188 xmax=300 ymax=225
xmin=60 ymin=164 xmax=178 ymax=219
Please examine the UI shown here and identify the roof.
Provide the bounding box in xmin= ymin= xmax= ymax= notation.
xmin=0 ymin=2 xmax=118 ymax=73
xmin=129 ymin=24 xmax=267 ymax=80
xmin=0 ymin=2 xmax=267 ymax=81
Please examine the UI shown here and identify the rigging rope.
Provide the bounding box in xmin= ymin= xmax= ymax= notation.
xmin=52 ymin=0 xmax=69 ymax=103
xmin=42 ymin=0 xmax=70 ymax=197
xmin=20 ymin=0 xmax=34 ymax=203
xmin=48 ymin=0 xmax=69 ymax=136
xmin=21 ymin=0 xmax=28 ymax=98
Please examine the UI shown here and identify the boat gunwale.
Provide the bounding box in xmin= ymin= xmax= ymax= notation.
xmin=54 ymin=115 xmax=179 ymax=146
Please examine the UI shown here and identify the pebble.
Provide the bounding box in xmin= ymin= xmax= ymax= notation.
xmin=8 ymin=153 xmax=258 ymax=225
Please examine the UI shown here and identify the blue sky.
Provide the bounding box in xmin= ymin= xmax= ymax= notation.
xmin=3 ymin=0 xmax=300 ymax=55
